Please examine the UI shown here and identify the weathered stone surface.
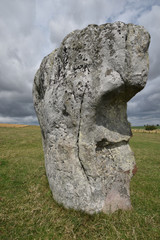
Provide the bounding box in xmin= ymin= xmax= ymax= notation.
xmin=33 ymin=22 xmax=150 ymax=214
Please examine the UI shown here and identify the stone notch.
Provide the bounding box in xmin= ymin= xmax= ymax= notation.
xmin=33 ymin=22 xmax=150 ymax=214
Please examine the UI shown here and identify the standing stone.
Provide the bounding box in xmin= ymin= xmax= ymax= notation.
xmin=33 ymin=22 xmax=150 ymax=214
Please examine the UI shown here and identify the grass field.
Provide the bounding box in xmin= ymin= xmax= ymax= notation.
xmin=0 ymin=126 xmax=160 ymax=239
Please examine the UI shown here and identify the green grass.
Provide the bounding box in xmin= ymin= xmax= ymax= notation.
xmin=0 ymin=126 xmax=160 ymax=240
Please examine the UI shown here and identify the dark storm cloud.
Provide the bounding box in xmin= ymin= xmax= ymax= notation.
xmin=0 ymin=0 xmax=51 ymax=124
xmin=128 ymin=77 xmax=160 ymax=125
xmin=0 ymin=0 xmax=160 ymax=125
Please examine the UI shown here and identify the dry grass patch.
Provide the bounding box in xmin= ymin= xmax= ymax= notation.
xmin=132 ymin=128 xmax=160 ymax=134
xmin=0 ymin=123 xmax=28 ymax=128
xmin=0 ymin=123 xmax=39 ymax=129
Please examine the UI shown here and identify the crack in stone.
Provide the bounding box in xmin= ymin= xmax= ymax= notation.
xmin=76 ymin=84 xmax=90 ymax=182
xmin=96 ymin=139 xmax=128 ymax=152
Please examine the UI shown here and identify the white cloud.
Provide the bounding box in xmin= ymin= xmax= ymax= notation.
xmin=126 ymin=4 xmax=160 ymax=125
xmin=137 ymin=5 xmax=160 ymax=81
xmin=49 ymin=17 xmax=78 ymax=47
xmin=49 ymin=0 xmax=127 ymax=46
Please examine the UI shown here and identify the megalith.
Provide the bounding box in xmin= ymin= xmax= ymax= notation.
xmin=33 ymin=22 xmax=150 ymax=214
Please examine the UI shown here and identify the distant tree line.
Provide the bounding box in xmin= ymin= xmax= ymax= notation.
xmin=144 ymin=124 xmax=159 ymax=130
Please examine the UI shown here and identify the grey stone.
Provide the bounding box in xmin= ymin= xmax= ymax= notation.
xmin=33 ymin=22 xmax=150 ymax=214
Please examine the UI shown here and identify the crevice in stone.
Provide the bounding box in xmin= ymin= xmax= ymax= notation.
xmin=76 ymin=84 xmax=90 ymax=182
xmin=62 ymin=105 xmax=70 ymax=117
xmin=96 ymin=139 xmax=128 ymax=152
xmin=72 ymin=90 xmax=77 ymax=102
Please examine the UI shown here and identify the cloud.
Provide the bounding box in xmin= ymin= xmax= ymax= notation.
xmin=126 ymin=4 xmax=160 ymax=125
xmin=0 ymin=0 xmax=159 ymax=126
xmin=49 ymin=0 xmax=127 ymax=48
xmin=0 ymin=115 xmax=38 ymax=125
xmin=137 ymin=5 xmax=160 ymax=81
xmin=128 ymin=76 xmax=160 ymax=125
xmin=0 ymin=0 xmax=50 ymax=124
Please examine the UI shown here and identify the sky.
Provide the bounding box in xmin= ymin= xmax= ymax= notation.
xmin=0 ymin=0 xmax=160 ymax=126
